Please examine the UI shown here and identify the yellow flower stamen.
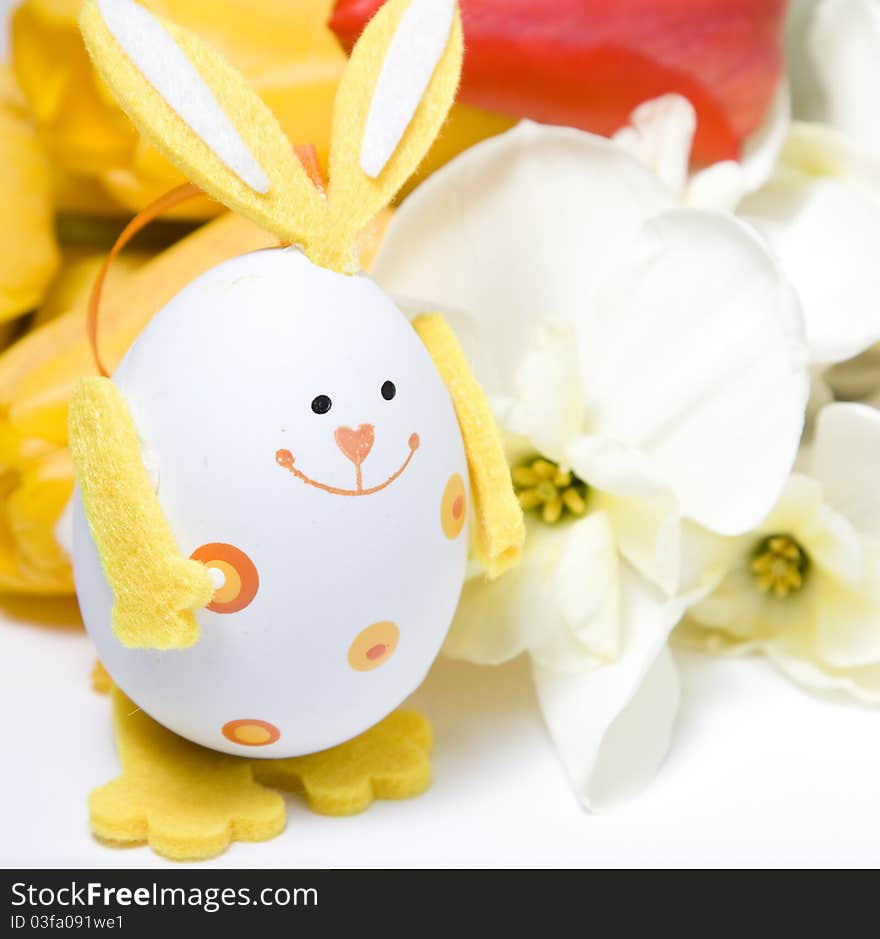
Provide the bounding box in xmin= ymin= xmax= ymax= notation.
xmin=513 ymin=456 xmax=588 ymax=524
xmin=532 ymin=459 xmax=558 ymax=479
xmin=750 ymin=534 xmax=809 ymax=599
xmin=511 ymin=466 xmax=539 ymax=488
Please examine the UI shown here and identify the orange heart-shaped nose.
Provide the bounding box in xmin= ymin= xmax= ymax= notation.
xmin=335 ymin=424 xmax=375 ymax=465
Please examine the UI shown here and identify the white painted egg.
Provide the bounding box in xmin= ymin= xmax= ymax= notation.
xmin=73 ymin=246 xmax=469 ymax=757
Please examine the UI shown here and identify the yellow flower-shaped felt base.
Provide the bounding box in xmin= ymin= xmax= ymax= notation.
xmin=253 ymin=711 xmax=432 ymax=817
xmin=90 ymin=687 xmax=285 ymax=861
xmin=91 ymin=678 xmax=433 ymax=859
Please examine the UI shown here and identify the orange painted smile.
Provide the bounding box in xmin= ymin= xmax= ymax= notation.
xmin=275 ymin=432 xmax=420 ymax=496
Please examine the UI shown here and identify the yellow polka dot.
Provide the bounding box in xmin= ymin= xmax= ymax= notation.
xmin=210 ymin=559 xmax=241 ymax=605
xmin=191 ymin=543 xmax=260 ymax=614
xmin=222 ymin=719 xmax=281 ymax=747
xmin=441 ymin=473 xmax=467 ymax=539
xmin=348 ymin=621 xmax=400 ymax=672
xmin=235 ymin=725 xmax=271 ymax=745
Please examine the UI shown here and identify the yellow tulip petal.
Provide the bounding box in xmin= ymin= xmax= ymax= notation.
xmin=35 ymin=248 xmax=151 ymax=327
xmin=12 ymin=3 xmax=134 ymax=176
xmin=0 ymin=66 xmax=60 ymax=322
xmin=0 ymin=443 xmax=74 ymax=595
xmin=7 ymin=446 xmax=74 ymax=583
xmin=12 ymin=0 xmax=347 ymax=215
xmin=406 ymin=103 xmax=516 ymax=198
xmin=12 ymin=0 xmax=512 ymax=219
xmin=52 ymin=169 xmax=128 ymax=217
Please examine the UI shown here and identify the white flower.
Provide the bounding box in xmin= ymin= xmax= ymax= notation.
xmin=779 ymin=0 xmax=880 ymax=398
xmin=740 ymin=125 xmax=880 ymax=366
xmin=787 ymin=0 xmax=880 ymax=153
xmin=758 ymin=0 xmax=880 ymax=399
xmin=614 ymin=89 xmax=880 ymax=369
xmin=373 ymin=122 xmax=809 ymax=808
xmin=612 ymin=88 xmax=791 ymax=212
xmin=682 ymin=403 xmax=880 ymax=702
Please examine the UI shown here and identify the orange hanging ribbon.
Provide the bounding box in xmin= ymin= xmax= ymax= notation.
xmin=86 ymin=145 xmax=326 ymax=377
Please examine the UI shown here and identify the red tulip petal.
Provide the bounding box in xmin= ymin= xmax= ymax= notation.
xmin=330 ymin=0 xmax=786 ymax=165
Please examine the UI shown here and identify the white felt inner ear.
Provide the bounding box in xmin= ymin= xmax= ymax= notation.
xmin=360 ymin=0 xmax=456 ymax=179
xmin=97 ymin=0 xmax=271 ymax=194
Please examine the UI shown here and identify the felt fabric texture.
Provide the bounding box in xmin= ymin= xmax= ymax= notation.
xmin=91 ymin=682 xmax=433 ymax=859
xmin=325 ymin=0 xmax=463 ymax=271
xmin=95 ymin=0 xmax=269 ymax=194
xmin=80 ymin=0 xmax=325 ymax=255
xmin=360 ymin=0 xmax=457 ymax=178
xmin=69 ymin=377 xmax=214 ymax=649
xmin=253 ymin=710 xmax=433 ymax=816
xmin=91 ymin=687 xmax=286 ymax=861
xmin=413 ymin=314 xmax=524 ymax=578
xmin=80 ymin=0 xmax=462 ymax=276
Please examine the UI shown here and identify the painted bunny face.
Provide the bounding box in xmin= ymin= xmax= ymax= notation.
xmin=70 ymin=0 xmax=521 ymax=758
xmin=74 ymin=248 xmax=470 ymax=755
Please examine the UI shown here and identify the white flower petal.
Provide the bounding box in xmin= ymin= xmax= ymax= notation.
xmin=592 ymin=491 xmax=680 ymax=597
xmin=812 ymin=403 xmax=880 ymax=539
xmin=742 ymin=177 xmax=880 ymax=364
xmin=532 ymin=565 xmax=685 ymax=810
xmin=506 ymin=319 xmax=585 ymax=464
xmin=686 ymin=558 xmax=817 ymax=642
xmin=765 ymin=630 xmax=880 ymax=703
xmin=677 ymin=618 xmax=880 ymax=703
xmin=576 ymin=208 xmax=808 ymax=534
xmin=372 ymin=121 xmax=674 ymax=393
xmin=566 ymin=434 xmax=680 ymax=592
xmin=686 ymin=80 xmax=791 ymax=211
xmin=777 ymin=122 xmax=880 ymax=203
xmin=547 ymin=511 xmax=620 ymax=666
xmin=566 ymin=434 xmax=671 ymax=503
xmin=805 ymin=0 xmax=880 ymax=152
xmin=444 ymin=514 xmax=617 ymax=667
xmin=815 ymin=539 xmax=880 ymax=668
xmin=612 ymin=94 xmax=695 ymax=197
xmin=678 ymin=520 xmax=744 ymax=598
xmin=685 ymin=161 xmax=750 ymax=212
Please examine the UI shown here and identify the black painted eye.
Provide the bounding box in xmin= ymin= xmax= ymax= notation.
xmin=311 ymin=394 xmax=332 ymax=415
xmin=381 ymin=380 xmax=396 ymax=401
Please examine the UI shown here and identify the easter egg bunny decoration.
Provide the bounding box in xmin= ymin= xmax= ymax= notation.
xmin=69 ymin=0 xmax=524 ymax=858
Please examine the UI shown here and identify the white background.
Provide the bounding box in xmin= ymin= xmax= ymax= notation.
xmin=1 ymin=0 xmax=879 ymax=869
xmin=2 ymin=601 xmax=880 ymax=869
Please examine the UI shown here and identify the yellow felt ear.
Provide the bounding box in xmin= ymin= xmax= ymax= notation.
xmin=322 ymin=0 xmax=463 ymax=272
xmin=69 ymin=377 xmax=215 ymax=649
xmin=412 ymin=314 xmax=524 ymax=578
xmin=79 ymin=0 xmax=325 ymax=252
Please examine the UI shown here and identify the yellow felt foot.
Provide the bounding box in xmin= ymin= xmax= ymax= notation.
xmin=90 ymin=688 xmax=286 ymax=861
xmin=253 ymin=710 xmax=433 ymax=817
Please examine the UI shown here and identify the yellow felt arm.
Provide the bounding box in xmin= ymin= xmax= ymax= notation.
xmin=79 ymin=0 xmax=324 ymax=253
xmin=324 ymin=0 xmax=463 ymax=272
xmin=69 ymin=377 xmax=214 ymax=649
xmin=413 ymin=314 xmax=524 ymax=578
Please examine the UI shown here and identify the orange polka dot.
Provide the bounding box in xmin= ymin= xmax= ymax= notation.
xmin=222 ymin=719 xmax=280 ymax=747
xmin=441 ymin=473 xmax=467 ymax=539
xmin=348 ymin=621 xmax=399 ymax=671
xmin=191 ymin=543 xmax=259 ymax=614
